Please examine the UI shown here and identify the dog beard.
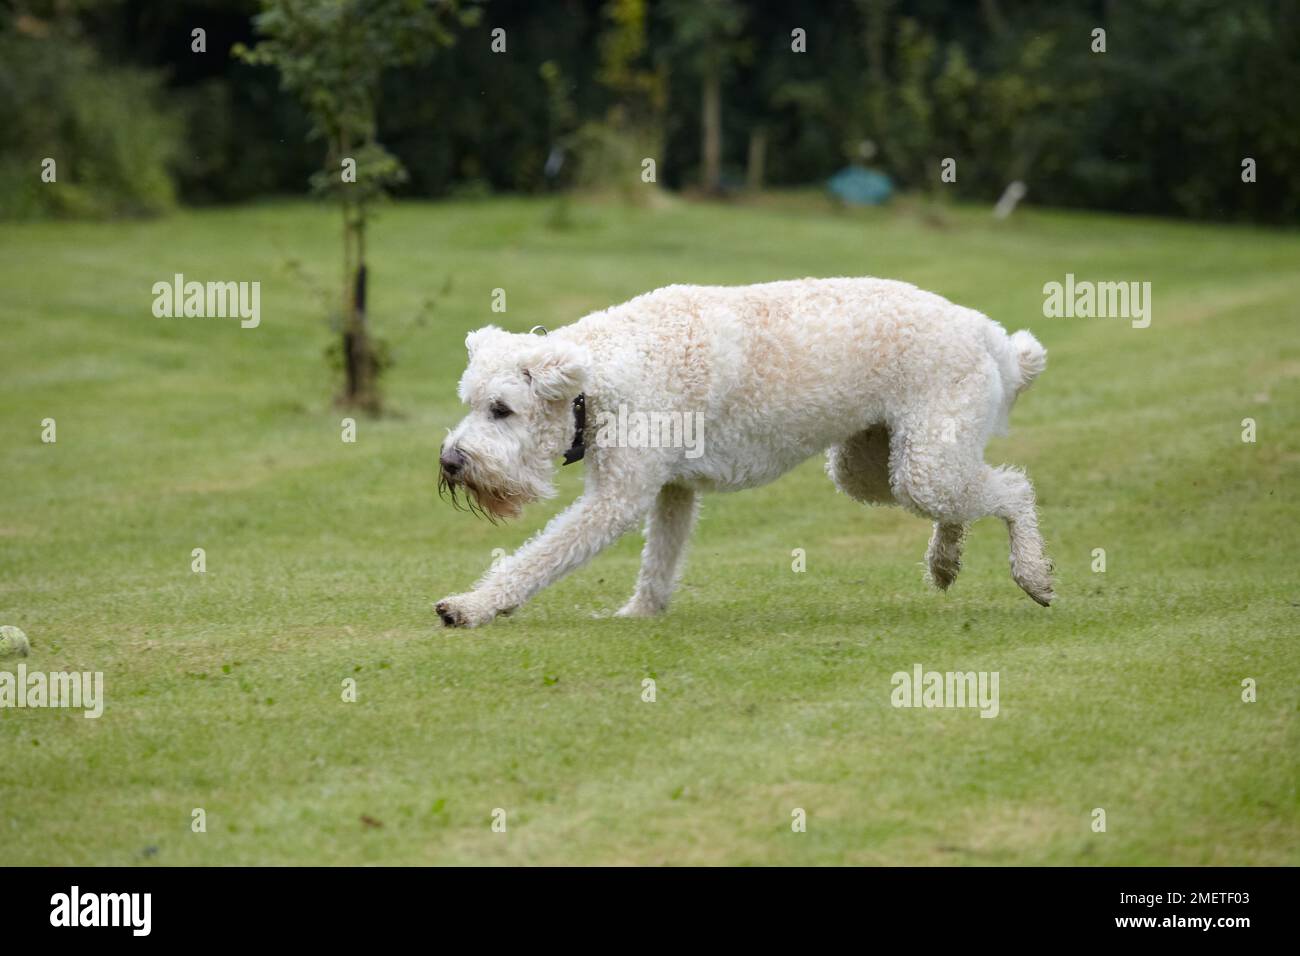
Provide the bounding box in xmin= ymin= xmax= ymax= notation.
xmin=437 ymin=439 xmax=559 ymax=522
xmin=438 ymin=453 xmax=557 ymax=523
xmin=438 ymin=474 xmax=523 ymax=522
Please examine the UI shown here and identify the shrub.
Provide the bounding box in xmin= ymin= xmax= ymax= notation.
xmin=0 ymin=26 xmax=182 ymax=219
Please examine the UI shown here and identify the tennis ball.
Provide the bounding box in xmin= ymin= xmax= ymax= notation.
xmin=0 ymin=625 xmax=31 ymax=659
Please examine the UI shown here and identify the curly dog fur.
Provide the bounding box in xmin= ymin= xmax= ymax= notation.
xmin=436 ymin=277 xmax=1051 ymax=627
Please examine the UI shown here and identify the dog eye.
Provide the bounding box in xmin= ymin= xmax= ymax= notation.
xmin=490 ymin=401 xmax=513 ymax=420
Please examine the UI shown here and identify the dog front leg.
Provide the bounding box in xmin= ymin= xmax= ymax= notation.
xmin=436 ymin=492 xmax=652 ymax=628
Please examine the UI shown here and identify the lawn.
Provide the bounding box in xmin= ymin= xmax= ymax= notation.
xmin=1 ymin=194 xmax=1297 ymax=865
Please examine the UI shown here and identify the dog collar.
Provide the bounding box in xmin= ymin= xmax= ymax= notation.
xmin=562 ymin=393 xmax=586 ymax=465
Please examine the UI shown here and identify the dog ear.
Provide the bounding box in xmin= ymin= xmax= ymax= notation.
xmin=520 ymin=338 xmax=589 ymax=401
xmin=465 ymin=325 xmax=505 ymax=357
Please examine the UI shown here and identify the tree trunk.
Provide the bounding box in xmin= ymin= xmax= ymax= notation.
xmin=701 ymin=62 xmax=722 ymax=194
xmin=341 ymin=203 xmax=378 ymax=412
xmin=746 ymin=126 xmax=766 ymax=192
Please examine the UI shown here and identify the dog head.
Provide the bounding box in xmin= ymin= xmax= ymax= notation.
xmin=439 ymin=326 xmax=589 ymax=520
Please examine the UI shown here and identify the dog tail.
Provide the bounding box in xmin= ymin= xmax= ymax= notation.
xmin=1008 ymin=329 xmax=1047 ymax=395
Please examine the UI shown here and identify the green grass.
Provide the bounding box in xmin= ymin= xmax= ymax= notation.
xmin=1 ymin=194 xmax=1297 ymax=865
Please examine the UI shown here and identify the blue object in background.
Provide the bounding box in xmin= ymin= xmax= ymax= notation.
xmin=827 ymin=165 xmax=894 ymax=206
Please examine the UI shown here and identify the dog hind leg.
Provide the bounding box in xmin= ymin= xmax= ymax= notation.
xmin=617 ymin=483 xmax=699 ymax=618
xmin=889 ymin=416 xmax=1053 ymax=606
xmin=926 ymin=521 xmax=966 ymax=590
xmin=980 ymin=465 xmax=1054 ymax=606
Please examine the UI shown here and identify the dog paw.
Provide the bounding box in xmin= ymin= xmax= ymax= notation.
xmin=434 ymin=593 xmax=497 ymax=629
xmin=615 ymin=595 xmax=667 ymax=618
xmin=1013 ymin=575 xmax=1055 ymax=607
xmin=1026 ymin=586 xmax=1055 ymax=607
xmin=1010 ymin=548 xmax=1054 ymax=607
xmin=927 ymin=560 xmax=961 ymax=591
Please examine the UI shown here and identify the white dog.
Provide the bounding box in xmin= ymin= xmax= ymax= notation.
xmin=436 ymin=277 xmax=1052 ymax=628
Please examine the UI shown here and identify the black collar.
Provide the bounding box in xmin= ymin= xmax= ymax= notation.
xmin=562 ymin=393 xmax=586 ymax=465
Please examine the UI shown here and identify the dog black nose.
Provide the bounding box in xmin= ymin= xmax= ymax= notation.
xmin=439 ymin=447 xmax=465 ymax=477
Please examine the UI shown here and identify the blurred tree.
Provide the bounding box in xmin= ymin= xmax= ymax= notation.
xmin=6 ymin=0 xmax=1299 ymax=225
xmin=0 ymin=5 xmax=182 ymax=220
xmin=663 ymin=0 xmax=749 ymax=194
xmin=597 ymin=0 xmax=666 ymax=123
xmin=540 ymin=59 xmax=577 ymax=226
xmin=235 ymin=0 xmax=477 ymax=412
xmin=562 ymin=0 xmax=668 ymax=203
